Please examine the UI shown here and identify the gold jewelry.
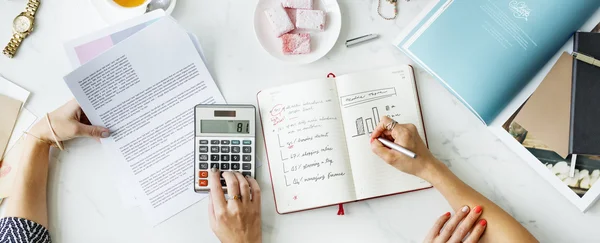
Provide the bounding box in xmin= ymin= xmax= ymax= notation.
xmin=23 ymin=131 xmax=54 ymax=146
xmin=45 ymin=113 xmax=64 ymax=151
xmin=227 ymin=195 xmax=242 ymax=201
xmin=378 ymin=0 xmax=398 ymax=20
xmin=3 ymin=0 xmax=40 ymax=58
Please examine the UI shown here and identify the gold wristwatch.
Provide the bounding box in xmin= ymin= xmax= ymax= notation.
xmin=3 ymin=0 xmax=40 ymax=58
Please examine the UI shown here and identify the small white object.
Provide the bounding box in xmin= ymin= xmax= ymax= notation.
xmin=264 ymin=5 xmax=295 ymax=37
xmin=281 ymin=0 xmax=312 ymax=9
xmin=552 ymin=161 xmax=570 ymax=175
xmin=580 ymin=176 xmax=591 ymax=189
xmin=296 ymin=9 xmax=326 ymax=31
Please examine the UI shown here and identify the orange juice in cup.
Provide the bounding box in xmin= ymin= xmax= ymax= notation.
xmin=113 ymin=0 xmax=148 ymax=8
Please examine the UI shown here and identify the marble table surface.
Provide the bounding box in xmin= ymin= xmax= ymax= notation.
xmin=1 ymin=0 xmax=599 ymax=242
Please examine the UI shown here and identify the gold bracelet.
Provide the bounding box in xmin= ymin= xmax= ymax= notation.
xmin=45 ymin=113 xmax=64 ymax=151
xmin=23 ymin=131 xmax=54 ymax=146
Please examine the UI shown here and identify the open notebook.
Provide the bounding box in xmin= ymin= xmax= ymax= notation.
xmin=257 ymin=65 xmax=431 ymax=214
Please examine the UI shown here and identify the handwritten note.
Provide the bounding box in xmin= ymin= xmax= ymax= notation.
xmin=258 ymin=79 xmax=356 ymax=213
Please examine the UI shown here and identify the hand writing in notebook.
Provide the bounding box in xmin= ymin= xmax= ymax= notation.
xmin=369 ymin=116 xmax=537 ymax=243
xmin=370 ymin=116 xmax=435 ymax=177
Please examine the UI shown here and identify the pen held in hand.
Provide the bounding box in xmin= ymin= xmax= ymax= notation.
xmin=377 ymin=137 xmax=417 ymax=159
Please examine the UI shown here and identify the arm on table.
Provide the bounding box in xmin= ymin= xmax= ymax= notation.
xmin=370 ymin=116 xmax=537 ymax=243
xmin=4 ymin=100 xmax=110 ymax=229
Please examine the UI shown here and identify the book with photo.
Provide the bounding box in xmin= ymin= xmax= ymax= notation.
xmin=395 ymin=1 xmax=600 ymax=211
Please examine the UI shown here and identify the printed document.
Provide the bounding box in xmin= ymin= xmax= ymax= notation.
xmin=64 ymin=17 xmax=224 ymax=225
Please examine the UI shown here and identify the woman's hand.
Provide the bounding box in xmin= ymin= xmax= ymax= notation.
xmin=424 ymin=205 xmax=487 ymax=243
xmin=370 ymin=116 xmax=440 ymax=178
xmin=208 ymin=168 xmax=262 ymax=243
xmin=29 ymin=99 xmax=109 ymax=142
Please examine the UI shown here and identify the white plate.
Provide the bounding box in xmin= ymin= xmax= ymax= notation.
xmin=254 ymin=0 xmax=342 ymax=64
xmin=92 ymin=0 xmax=177 ymax=24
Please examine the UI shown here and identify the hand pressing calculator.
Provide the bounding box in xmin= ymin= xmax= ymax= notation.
xmin=194 ymin=104 xmax=256 ymax=192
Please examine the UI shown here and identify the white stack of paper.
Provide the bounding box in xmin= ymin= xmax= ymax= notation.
xmin=63 ymin=13 xmax=224 ymax=225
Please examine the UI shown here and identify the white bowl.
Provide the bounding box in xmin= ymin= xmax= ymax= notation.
xmin=254 ymin=0 xmax=342 ymax=64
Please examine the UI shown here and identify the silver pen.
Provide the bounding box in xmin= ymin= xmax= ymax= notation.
xmin=377 ymin=138 xmax=417 ymax=159
xmin=346 ymin=34 xmax=379 ymax=47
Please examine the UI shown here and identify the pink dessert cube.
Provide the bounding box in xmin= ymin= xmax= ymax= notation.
xmin=264 ymin=6 xmax=295 ymax=37
xmin=281 ymin=33 xmax=311 ymax=55
xmin=281 ymin=0 xmax=312 ymax=9
xmin=296 ymin=10 xmax=326 ymax=31
xmin=285 ymin=8 xmax=297 ymax=26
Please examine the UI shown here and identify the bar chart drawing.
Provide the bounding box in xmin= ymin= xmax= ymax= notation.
xmin=352 ymin=106 xmax=382 ymax=137
xmin=366 ymin=118 xmax=374 ymax=133
xmin=354 ymin=118 xmax=365 ymax=137
xmin=372 ymin=107 xmax=380 ymax=125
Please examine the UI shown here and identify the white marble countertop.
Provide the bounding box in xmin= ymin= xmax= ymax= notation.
xmin=1 ymin=0 xmax=600 ymax=242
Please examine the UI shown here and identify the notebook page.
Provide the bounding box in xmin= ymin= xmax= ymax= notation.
xmin=258 ymin=78 xmax=356 ymax=213
xmin=335 ymin=66 xmax=431 ymax=200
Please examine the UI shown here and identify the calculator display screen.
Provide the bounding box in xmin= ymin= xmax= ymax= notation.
xmin=201 ymin=120 xmax=250 ymax=134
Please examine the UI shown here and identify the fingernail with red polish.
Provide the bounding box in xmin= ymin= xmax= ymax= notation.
xmin=370 ymin=138 xmax=375 ymax=143
xmin=474 ymin=205 xmax=482 ymax=214
xmin=479 ymin=219 xmax=487 ymax=226
xmin=444 ymin=212 xmax=450 ymax=217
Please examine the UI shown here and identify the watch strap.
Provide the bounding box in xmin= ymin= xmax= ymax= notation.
xmin=3 ymin=34 xmax=24 ymax=58
xmin=25 ymin=0 xmax=40 ymax=17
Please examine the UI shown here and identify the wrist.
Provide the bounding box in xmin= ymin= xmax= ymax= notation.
xmin=416 ymin=158 xmax=448 ymax=184
xmin=29 ymin=121 xmax=52 ymax=141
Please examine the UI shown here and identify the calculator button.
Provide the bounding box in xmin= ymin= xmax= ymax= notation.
xmin=220 ymin=179 xmax=227 ymax=187
xmin=242 ymin=172 xmax=252 ymax=178
xmin=232 ymin=146 xmax=241 ymax=153
xmin=211 ymin=155 xmax=220 ymax=161
xmin=221 ymin=146 xmax=230 ymax=153
xmin=221 ymin=155 xmax=230 ymax=161
xmin=199 ymin=146 xmax=209 ymax=153
xmin=243 ymin=140 xmax=252 ymax=145
xmin=211 ymin=163 xmax=219 ymax=169
xmin=211 ymin=140 xmax=220 ymax=145
xmin=231 ymin=163 xmax=240 ymax=170
xmin=232 ymin=140 xmax=240 ymax=145
xmin=221 ymin=163 xmax=230 ymax=170
xmin=199 ymin=171 xmax=208 ymax=178
xmin=199 ymin=154 xmax=209 ymax=161
xmin=243 ymin=146 xmax=252 ymax=153
xmin=199 ymin=180 xmax=208 ymax=187
xmin=242 ymin=163 xmax=252 ymax=170
xmin=221 ymin=140 xmax=230 ymax=145
xmin=243 ymin=155 xmax=251 ymax=162
xmin=211 ymin=147 xmax=220 ymax=153
xmin=199 ymin=163 xmax=209 ymax=169
xmin=231 ymin=155 xmax=240 ymax=162
xmin=199 ymin=140 xmax=209 ymax=144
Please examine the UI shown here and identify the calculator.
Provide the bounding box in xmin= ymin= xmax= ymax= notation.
xmin=194 ymin=104 xmax=256 ymax=192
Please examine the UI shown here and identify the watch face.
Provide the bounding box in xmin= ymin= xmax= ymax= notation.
xmin=13 ymin=15 xmax=32 ymax=33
